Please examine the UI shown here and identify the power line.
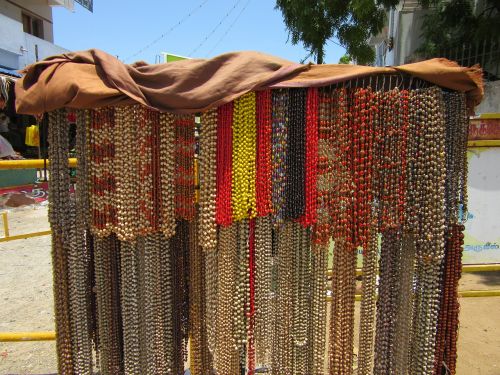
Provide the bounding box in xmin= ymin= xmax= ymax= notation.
xmin=205 ymin=0 xmax=252 ymax=57
xmin=125 ymin=0 xmax=210 ymax=62
xmin=188 ymin=0 xmax=245 ymax=57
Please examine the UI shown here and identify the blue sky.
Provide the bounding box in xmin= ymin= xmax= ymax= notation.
xmin=53 ymin=0 xmax=346 ymax=64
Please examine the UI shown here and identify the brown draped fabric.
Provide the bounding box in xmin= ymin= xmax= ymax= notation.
xmin=15 ymin=49 xmax=483 ymax=115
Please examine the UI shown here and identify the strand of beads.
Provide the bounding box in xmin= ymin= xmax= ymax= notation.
xmin=189 ymin=216 xmax=212 ymax=373
xmin=410 ymin=87 xmax=447 ymax=375
xmin=390 ymin=91 xmax=416 ymax=375
xmin=170 ymin=221 xmax=191 ymax=372
xmin=443 ymin=92 xmax=470 ymax=224
xmin=272 ymin=222 xmax=294 ymax=374
xmin=214 ymin=224 xmax=240 ymax=374
xmin=68 ymin=110 xmax=93 ymax=374
xmin=374 ymin=228 xmax=402 ymax=374
xmin=94 ymin=235 xmax=123 ymax=375
xmin=119 ymin=240 xmax=142 ymax=374
xmin=48 ymin=109 xmax=75 ymax=374
xmin=159 ymin=233 xmax=175 ymax=372
xmin=234 ymin=219 xmax=250 ymax=358
xmin=299 ymin=87 xmax=319 ymax=227
xmin=357 ymin=86 xmax=378 ymax=375
xmin=398 ymin=89 xmax=410 ymax=225
xmin=328 ymin=88 xmax=357 ymax=375
xmin=357 ymin=228 xmax=379 ymax=375
xmin=313 ymin=87 xmax=335 ymax=244
xmin=392 ymin=233 xmax=417 ymax=375
xmin=254 ymin=215 xmax=273 ymax=366
xmin=232 ymin=92 xmax=257 ymax=220
xmin=114 ymin=106 xmax=139 ymax=241
xmin=89 ymin=107 xmax=117 ymax=236
xmin=204 ymin=234 xmax=219 ymax=361
xmin=292 ymin=224 xmax=311 ymax=373
xmin=158 ymin=111 xmax=176 ymax=238
xmin=271 ymin=89 xmax=289 ymax=226
xmin=247 ymin=218 xmax=256 ymax=374
xmin=432 ymin=226 xmax=459 ymax=375
xmin=285 ymin=88 xmax=307 ymax=219
xmin=308 ymin=243 xmax=328 ymax=374
xmin=174 ymin=115 xmax=196 ymax=220
xmin=328 ymin=87 xmax=351 ymax=243
xmin=216 ymin=102 xmax=234 ymax=226
xmin=199 ymin=109 xmax=218 ymax=249
xmin=256 ymin=90 xmax=273 ymax=217
xmin=442 ymin=224 xmax=464 ymax=375
xmin=136 ymin=107 xmax=155 ymax=235
xmin=142 ymin=233 xmax=168 ymax=373
xmin=329 ymin=239 xmax=357 ymax=375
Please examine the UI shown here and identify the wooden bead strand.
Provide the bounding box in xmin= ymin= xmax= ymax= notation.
xmin=48 ymin=108 xmax=75 ymax=375
xmin=271 ymin=89 xmax=289 ymax=227
xmin=254 ymin=215 xmax=273 ymax=367
xmin=199 ymin=109 xmax=218 ymax=250
xmin=256 ymin=90 xmax=273 ymax=217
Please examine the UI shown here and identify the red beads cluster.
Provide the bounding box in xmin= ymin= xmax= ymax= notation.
xmin=352 ymin=88 xmax=374 ymax=247
xmin=216 ymin=102 xmax=233 ymax=226
xmin=299 ymin=87 xmax=319 ymax=227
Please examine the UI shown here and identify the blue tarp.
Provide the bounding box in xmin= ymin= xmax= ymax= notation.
xmin=0 ymin=67 xmax=21 ymax=78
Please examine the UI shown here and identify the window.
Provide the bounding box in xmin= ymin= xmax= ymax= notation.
xmin=22 ymin=13 xmax=44 ymax=39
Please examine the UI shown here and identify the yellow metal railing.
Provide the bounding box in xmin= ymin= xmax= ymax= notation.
xmin=2 ymin=288 xmax=499 ymax=342
xmin=0 ymin=211 xmax=51 ymax=243
xmin=0 ymin=158 xmax=77 ymax=170
xmin=0 ymin=331 xmax=56 ymax=342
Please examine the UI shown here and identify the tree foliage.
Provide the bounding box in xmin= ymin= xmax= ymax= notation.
xmin=275 ymin=0 xmax=399 ymax=64
xmin=339 ymin=54 xmax=352 ymax=64
xmin=418 ymin=0 xmax=500 ymax=56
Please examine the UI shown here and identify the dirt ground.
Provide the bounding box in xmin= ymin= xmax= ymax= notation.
xmin=0 ymin=206 xmax=499 ymax=374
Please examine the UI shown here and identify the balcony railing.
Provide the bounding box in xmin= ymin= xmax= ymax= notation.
xmin=410 ymin=39 xmax=500 ymax=82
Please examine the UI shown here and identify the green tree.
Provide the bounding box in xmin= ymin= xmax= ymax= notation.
xmin=418 ymin=0 xmax=500 ymax=56
xmin=275 ymin=0 xmax=399 ymax=64
xmin=339 ymin=54 xmax=352 ymax=64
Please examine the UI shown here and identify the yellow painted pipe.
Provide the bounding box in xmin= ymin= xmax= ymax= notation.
xmin=458 ymin=290 xmax=500 ymax=298
xmin=461 ymin=264 xmax=500 ymax=273
xmin=0 ymin=331 xmax=56 ymax=342
xmin=2 ymin=291 xmax=500 ymax=342
xmin=327 ymin=264 xmax=500 ymax=278
xmin=467 ymin=140 xmax=500 ymax=147
xmin=476 ymin=113 xmax=500 ymax=119
xmin=2 ymin=212 xmax=9 ymax=237
xmin=0 ymin=158 xmax=77 ymax=170
xmin=0 ymin=230 xmax=52 ymax=243
xmin=325 ymin=289 xmax=500 ymax=302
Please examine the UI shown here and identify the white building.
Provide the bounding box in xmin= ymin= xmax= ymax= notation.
xmin=369 ymin=0 xmax=428 ymax=67
xmin=0 ymin=0 xmax=79 ymax=71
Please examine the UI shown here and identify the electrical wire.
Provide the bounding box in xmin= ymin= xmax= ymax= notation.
xmin=205 ymin=0 xmax=252 ymax=57
xmin=125 ymin=0 xmax=210 ymax=63
xmin=189 ymin=0 xmax=245 ymax=57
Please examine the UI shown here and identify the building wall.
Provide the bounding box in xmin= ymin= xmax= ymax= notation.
xmin=0 ymin=0 xmax=54 ymax=42
xmin=0 ymin=0 xmax=67 ymax=70
xmin=476 ymin=81 xmax=500 ymax=114
xmin=375 ymin=7 xmax=428 ymax=67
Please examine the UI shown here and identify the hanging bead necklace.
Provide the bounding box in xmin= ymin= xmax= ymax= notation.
xmin=271 ymin=89 xmax=289 ymax=227
xmin=198 ymin=109 xmax=218 ymax=250
xmin=284 ymin=88 xmax=307 ymax=220
xmin=216 ymin=102 xmax=234 ymax=226
xmin=299 ymin=87 xmax=319 ymax=227
xmin=256 ymin=90 xmax=273 ymax=217
xmin=232 ymin=93 xmax=257 ymax=221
